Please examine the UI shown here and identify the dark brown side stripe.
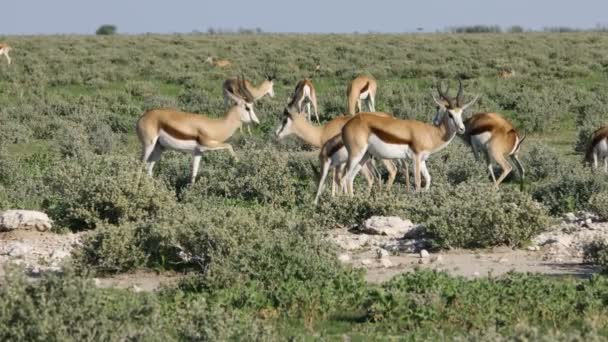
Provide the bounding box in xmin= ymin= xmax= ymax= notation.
xmin=370 ymin=127 xmax=411 ymax=146
xmin=468 ymin=124 xmax=494 ymax=136
xmin=160 ymin=124 xmax=198 ymax=141
xmin=360 ymin=81 xmax=370 ymax=94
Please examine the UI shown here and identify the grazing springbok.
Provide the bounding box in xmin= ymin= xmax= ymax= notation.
xmin=205 ymin=56 xmax=231 ymax=68
xmin=223 ymin=75 xmax=275 ymax=134
xmin=286 ymin=79 xmax=319 ymax=123
xmin=586 ymin=126 xmax=608 ymax=173
xmin=341 ymin=82 xmax=475 ymax=194
xmin=433 ymin=81 xmax=525 ymax=187
xmin=498 ymin=68 xmax=515 ymax=79
xmin=347 ymin=75 xmax=377 ymax=115
xmin=137 ymin=77 xmax=258 ymax=184
xmin=275 ymin=111 xmax=399 ymax=199
xmin=0 ymin=44 xmax=12 ymax=65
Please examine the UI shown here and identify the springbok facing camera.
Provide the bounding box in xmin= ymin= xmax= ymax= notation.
xmin=347 ymin=75 xmax=377 ymax=115
xmin=586 ymin=126 xmax=608 ymax=173
xmin=286 ymin=79 xmax=319 ymax=123
xmin=0 ymin=44 xmax=12 ymax=65
xmin=433 ymin=81 xmax=525 ymax=187
xmin=223 ymin=75 xmax=275 ymax=134
xmin=137 ymin=77 xmax=258 ymax=184
xmin=341 ymin=82 xmax=475 ymax=194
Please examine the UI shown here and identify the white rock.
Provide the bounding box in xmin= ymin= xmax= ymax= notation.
xmin=376 ymin=248 xmax=390 ymax=259
xmin=50 ymin=249 xmax=71 ymax=261
xmin=0 ymin=242 xmax=33 ymax=258
xmin=497 ymin=257 xmax=509 ymax=264
xmin=419 ymin=249 xmax=430 ymax=258
xmin=360 ymin=259 xmax=373 ymax=266
xmin=473 ymin=271 xmax=480 ymax=277
xmin=526 ymin=246 xmax=540 ymax=251
xmin=338 ymin=253 xmax=352 ymax=263
xmin=362 ymin=216 xmax=416 ymax=237
xmin=380 ymin=258 xmax=393 ymax=268
xmin=331 ymin=234 xmax=370 ymax=251
xmin=0 ymin=210 xmax=52 ymax=232
xmin=431 ymin=255 xmax=443 ymax=264
xmin=564 ymin=212 xmax=577 ymax=223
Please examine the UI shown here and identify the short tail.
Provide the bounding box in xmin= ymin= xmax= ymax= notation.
xmin=513 ymin=129 xmax=526 ymax=154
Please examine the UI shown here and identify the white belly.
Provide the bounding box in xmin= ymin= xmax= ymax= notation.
xmin=471 ymin=132 xmax=492 ymax=151
xmin=157 ymin=130 xmax=200 ymax=153
xmin=368 ymin=134 xmax=411 ymax=160
xmin=595 ymin=138 xmax=608 ymax=158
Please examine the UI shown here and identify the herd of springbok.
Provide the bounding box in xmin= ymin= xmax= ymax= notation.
xmin=1 ymin=41 xmax=605 ymax=203
xmin=136 ymin=72 xmax=533 ymax=204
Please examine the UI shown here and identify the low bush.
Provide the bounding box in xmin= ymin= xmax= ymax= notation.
xmin=423 ymin=183 xmax=551 ymax=248
xmin=583 ymin=239 xmax=608 ymax=273
xmin=43 ymin=154 xmax=177 ymax=230
xmin=532 ymin=168 xmax=608 ymax=215
xmin=364 ymin=270 xmax=608 ymax=335
xmin=589 ymin=191 xmax=608 ymax=220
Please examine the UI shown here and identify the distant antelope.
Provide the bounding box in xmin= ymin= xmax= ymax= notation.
xmin=347 ymin=75 xmax=377 ymax=115
xmin=498 ymin=68 xmax=515 ymax=78
xmin=286 ymin=79 xmax=319 ymax=123
xmin=223 ymin=75 xmax=275 ymax=134
xmin=137 ymin=77 xmax=258 ymax=184
xmin=205 ymin=56 xmax=231 ymax=68
xmin=0 ymin=44 xmax=12 ymax=65
xmin=341 ymin=81 xmax=473 ymax=194
xmin=275 ymin=110 xmax=399 ymax=199
xmin=433 ymin=81 xmax=525 ymax=187
xmin=586 ymin=126 xmax=608 ymax=173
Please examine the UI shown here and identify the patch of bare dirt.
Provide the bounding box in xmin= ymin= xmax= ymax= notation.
xmin=330 ymin=214 xmax=607 ymax=283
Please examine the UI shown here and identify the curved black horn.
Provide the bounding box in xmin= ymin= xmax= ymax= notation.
xmin=436 ymin=80 xmax=453 ymax=108
xmin=456 ymin=79 xmax=464 ymax=107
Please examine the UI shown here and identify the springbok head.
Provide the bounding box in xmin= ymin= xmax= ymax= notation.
xmin=225 ymin=76 xmax=259 ymax=125
xmin=432 ymin=79 xmax=479 ymax=134
xmin=275 ymin=109 xmax=298 ymax=139
xmin=265 ymin=74 xmax=276 ymax=97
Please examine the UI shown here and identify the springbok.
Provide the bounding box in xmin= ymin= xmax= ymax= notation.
xmin=347 ymin=75 xmax=377 ymax=115
xmin=275 ymin=111 xmax=399 ymax=198
xmin=223 ymin=75 xmax=275 ymax=134
xmin=433 ymin=81 xmax=525 ymax=187
xmin=137 ymin=77 xmax=258 ymax=184
xmin=498 ymin=68 xmax=515 ymax=79
xmin=341 ymin=82 xmax=475 ymax=194
xmin=586 ymin=126 xmax=608 ymax=173
xmin=205 ymin=56 xmax=231 ymax=68
xmin=0 ymin=44 xmax=12 ymax=65
xmin=286 ymin=79 xmax=319 ymax=123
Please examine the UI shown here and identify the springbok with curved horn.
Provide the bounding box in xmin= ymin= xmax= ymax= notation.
xmin=223 ymin=75 xmax=275 ymax=134
xmin=286 ymin=79 xmax=319 ymax=123
xmin=586 ymin=126 xmax=608 ymax=173
xmin=433 ymin=81 xmax=525 ymax=188
xmin=341 ymin=81 xmax=475 ymax=194
xmin=137 ymin=77 xmax=258 ymax=184
xmin=347 ymin=75 xmax=377 ymax=115
xmin=0 ymin=44 xmax=12 ymax=65
xmin=275 ymin=110 xmax=399 ymax=198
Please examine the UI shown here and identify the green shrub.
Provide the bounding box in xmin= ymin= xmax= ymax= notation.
xmin=589 ymin=191 xmax=608 ymax=220
xmin=73 ymin=222 xmax=148 ymax=273
xmin=43 ymin=154 xmax=177 ymax=230
xmin=532 ymin=168 xmax=608 ymax=215
xmin=583 ymin=239 xmax=608 ymax=272
xmin=423 ymin=183 xmax=551 ymax=248
xmin=521 ymin=143 xmax=565 ymax=182
xmin=364 ymin=270 xmax=608 ymax=335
